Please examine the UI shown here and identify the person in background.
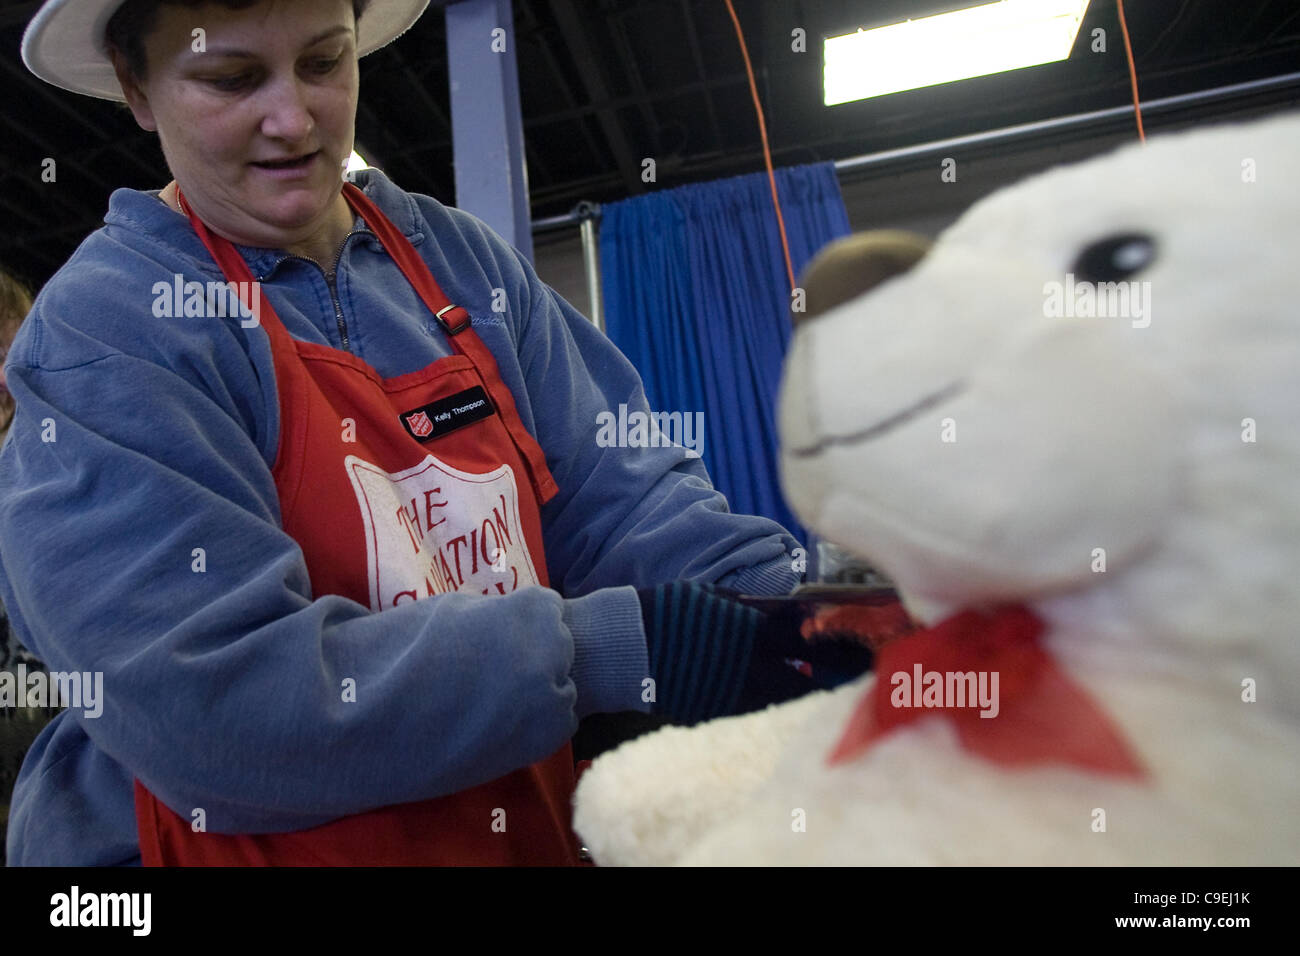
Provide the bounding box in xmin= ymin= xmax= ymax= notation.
xmin=2 ymin=0 xmax=856 ymax=867
xmin=0 ymin=269 xmax=32 ymax=441
xmin=0 ymin=268 xmax=55 ymax=867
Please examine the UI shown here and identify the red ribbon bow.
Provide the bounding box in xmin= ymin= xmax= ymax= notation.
xmin=826 ymin=604 xmax=1146 ymax=778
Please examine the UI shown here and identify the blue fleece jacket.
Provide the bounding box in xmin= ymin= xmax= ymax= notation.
xmin=0 ymin=169 xmax=798 ymax=866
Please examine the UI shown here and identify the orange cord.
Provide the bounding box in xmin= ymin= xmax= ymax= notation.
xmin=720 ymin=0 xmax=1145 ymax=295
xmin=1116 ymin=0 xmax=1146 ymax=142
xmin=724 ymin=0 xmax=797 ymax=294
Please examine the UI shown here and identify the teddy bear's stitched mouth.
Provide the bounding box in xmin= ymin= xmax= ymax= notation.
xmin=788 ymin=381 xmax=966 ymax=458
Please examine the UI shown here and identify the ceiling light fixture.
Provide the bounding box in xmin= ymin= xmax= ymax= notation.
xmin=824 ymin=0 xmax=1091 ymax=106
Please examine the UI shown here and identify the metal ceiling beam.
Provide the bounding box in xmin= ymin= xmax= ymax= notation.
xmin=516 ymin=0 xmax=606 ymax=185
xmin=1 ymin=118 xmax=121 ymax=217
xmin=395 ymin=62 xmax=774 ymax=158
xmin=526 ymin=68 xmax=1300 ymax=232
xmin=679 ymin=0 xmax=725 ymax=154
xmin=0 ymin=55 xmax=161 ymax=184
xmin=832 ymin=70 xmax=1300 ymax=176
xmin=547 ymin=0 xmax=645 ymax=195
xmin=606 ymin=8 xmax=660 ymax=153
xmin=390 ymin=57 xmax=477 ymax=194
xmin=521 ymin=66 xmax=799 ymax=129
xmin=355 ymin=93 xmax=448 ymax=198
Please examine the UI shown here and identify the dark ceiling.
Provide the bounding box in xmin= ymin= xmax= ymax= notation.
xmin=2 ymin=0 xmax=1299 ymax=288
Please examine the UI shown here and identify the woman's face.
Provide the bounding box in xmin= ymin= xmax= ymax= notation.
xmin=113 ymin=0 xmax=359 ymax=250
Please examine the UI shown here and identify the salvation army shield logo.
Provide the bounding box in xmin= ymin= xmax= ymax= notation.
xmin=405 ymin=411 xmax=434 ymax=438
xmin=344 ymin=453 xmax=540 ymax=611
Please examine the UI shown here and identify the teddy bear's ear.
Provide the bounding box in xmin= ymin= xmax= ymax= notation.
xmin=797 ymin=230 xmax=932 ymax=325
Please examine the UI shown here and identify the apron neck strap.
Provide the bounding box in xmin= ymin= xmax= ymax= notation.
xmin=174 ymin=184 xmax=558 ymax=505
xmin=341 ymin=183 xmax=473 ymax=338
xmin=174 ymin=184 xmax=474 ymax=342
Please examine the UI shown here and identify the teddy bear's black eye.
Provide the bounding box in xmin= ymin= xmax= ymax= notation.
xmin=1071 ymin=233 xmax=1156 ymax=282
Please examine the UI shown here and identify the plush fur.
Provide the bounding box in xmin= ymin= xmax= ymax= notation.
xmin=573 ymin=112 xmax=1300 ymax=865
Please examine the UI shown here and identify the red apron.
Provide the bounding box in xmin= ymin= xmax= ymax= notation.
xmin=133 ymin=183 xmax=579 ymax=865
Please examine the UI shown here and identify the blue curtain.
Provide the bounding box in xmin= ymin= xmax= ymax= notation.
xmin=600 ymin=162 xmax=851 ymax=542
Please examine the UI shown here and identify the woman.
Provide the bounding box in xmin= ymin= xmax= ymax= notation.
xmin=0 ymin=270 xmax=31 ymax=443
xmin=0 ymin=268 xmax=55 ymax=868
xmin=3 ymin=0 xmax=825 ymax=866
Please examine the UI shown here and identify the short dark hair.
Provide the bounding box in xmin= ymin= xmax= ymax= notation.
xmin=105 ymin=0 xmax=371 ymax=83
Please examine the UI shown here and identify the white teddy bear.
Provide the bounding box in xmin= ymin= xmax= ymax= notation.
xmin=573 ymin=111 xmax=1300 ymax=865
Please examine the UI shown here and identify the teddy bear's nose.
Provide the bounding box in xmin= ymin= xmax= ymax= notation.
xmin=795 ymin=230 xmax=932 ymax=326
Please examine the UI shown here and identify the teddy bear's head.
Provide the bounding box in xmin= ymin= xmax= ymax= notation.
xmin=779 ymin=113 xmax=1300 ymax=708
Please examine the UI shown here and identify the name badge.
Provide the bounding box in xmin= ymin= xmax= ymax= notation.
xmin=400 ymin=386 xmax=495 ymax=442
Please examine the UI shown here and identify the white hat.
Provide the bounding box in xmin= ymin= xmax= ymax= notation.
xmin=21 ymin=0 xmax=430 ymax=102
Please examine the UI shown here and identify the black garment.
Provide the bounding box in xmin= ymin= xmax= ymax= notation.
xmin=1 ymin=598 xmax=56 ymax=866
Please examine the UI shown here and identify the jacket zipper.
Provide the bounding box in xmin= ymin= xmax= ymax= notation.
xmin=324 ymin=269 xmax=350 ymax=352
xmin=263 ymin=226 xmax=370 ymax=353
